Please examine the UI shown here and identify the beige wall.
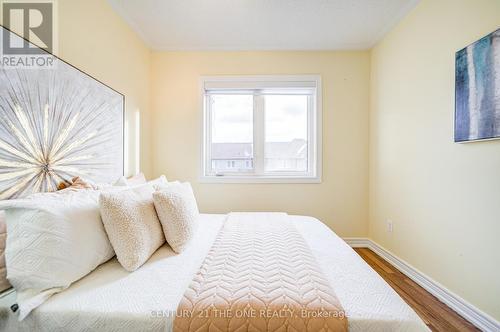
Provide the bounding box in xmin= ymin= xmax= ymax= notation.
xmin=370 ymin=0 xmax=500 ymax=320
xmin=1 ymin=0 xmax=153 ymax=177
xmin=151 ymin=51 xmax=370 ymax=237
xmin=58 ymin=0 xmax=152 ymax=177
xmin=6 ymin=0 xmax=499 ymax=322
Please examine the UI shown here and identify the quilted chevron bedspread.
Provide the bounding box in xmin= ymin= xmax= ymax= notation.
xmin=174 ymin=212 xmax=347 ymax=332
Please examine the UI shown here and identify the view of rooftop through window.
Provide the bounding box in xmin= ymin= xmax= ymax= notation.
xmin=210 ymin=94 xmax=308 ymax=173
xmin=264 ymin=95 xmax=308 ymax=172
xmin=210 ymin=94 xmax=254 ymax=172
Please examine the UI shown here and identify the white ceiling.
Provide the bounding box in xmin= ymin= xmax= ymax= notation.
xmin=107 ymin=0 xmax=419 ymax=51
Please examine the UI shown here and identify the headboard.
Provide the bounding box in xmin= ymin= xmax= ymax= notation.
xmin=0 ymin=26 xmax=124 ymax=292
xmin=0 ymin=26 xmax=124 ymax=200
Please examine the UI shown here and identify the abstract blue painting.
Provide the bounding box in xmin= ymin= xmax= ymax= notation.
xmin=455 ymin=28 xmax=500 ymax=142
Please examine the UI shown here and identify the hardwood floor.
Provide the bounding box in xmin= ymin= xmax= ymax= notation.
xmin=354 ymin=248 xmax=479 ymax=332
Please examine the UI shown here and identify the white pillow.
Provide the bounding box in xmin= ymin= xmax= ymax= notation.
xmin=126 ymin=173 xmax=147 ymax=186
xmin=114 ymin=175 xmax=168 ymax=188
xmin=148 ymin=175 xmax=168 ymax=189
xmin=0 ymin=189 xmax=114 ymax=320
xmin=113 ymin=176 xmax=129 ymax=186
xmin=99 ymin=184 xmax=165 ymax=271
xmin=153 ymin=182 xmax=199 ymax=253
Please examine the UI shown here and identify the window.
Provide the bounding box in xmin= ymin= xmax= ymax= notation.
xmin=201 ymin=76 xmax=321 ymax=183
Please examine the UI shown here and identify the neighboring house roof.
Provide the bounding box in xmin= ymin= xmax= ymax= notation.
xmin=266 ymin=139 xmax=307 ymax=159
xmin=211 ymin=139 xmax=306 ymax=160
xmin=211 ymin=143 xmax=252 ymax=160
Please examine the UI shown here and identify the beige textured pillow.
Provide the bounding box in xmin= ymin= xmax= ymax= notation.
xmin=99 ymin=184 xmax=165 ymax=271
xmin=153 ymin=183 xmax=199 ymax=253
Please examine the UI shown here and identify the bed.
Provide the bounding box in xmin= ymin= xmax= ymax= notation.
xmin=0 ymin=26 xmax=428 ymax=331
xmin=0 ymin=213 xmax=429 ymax=332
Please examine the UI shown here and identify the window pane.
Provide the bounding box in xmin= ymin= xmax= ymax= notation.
xmin=210 ymin=94 xmax=254 ymax=173
xmin=264 ymin=95 xmax=308 ymax=172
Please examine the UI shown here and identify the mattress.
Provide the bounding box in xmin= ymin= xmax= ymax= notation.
xmin=0 ymin=214 xmax=429 ymax=332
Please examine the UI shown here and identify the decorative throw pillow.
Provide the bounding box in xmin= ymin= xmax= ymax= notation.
xmin=57 ymin=176 xmax=97 ymax=191
xmin=0 ymin=189 xmax=115 ymax=320
xmin=99 ymin=184 xmax=165 ymax=271
xmin=70 ymin=176 xmax=96 ymax=189
xmin=153 ymin=182 xmax=199 ymax=253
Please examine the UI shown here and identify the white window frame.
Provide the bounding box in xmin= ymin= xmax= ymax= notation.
xmin=200 ymin=75 xmax=322 ymax=184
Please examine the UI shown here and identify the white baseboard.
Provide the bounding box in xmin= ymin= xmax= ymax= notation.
xmin=343 ymin=237 xmax=500 ymax=332
xmin=343 ymin=237 xmax=371 ymax=248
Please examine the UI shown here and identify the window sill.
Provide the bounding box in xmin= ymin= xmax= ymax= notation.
xmin=199 ymin=175 xmax=322 ymax=184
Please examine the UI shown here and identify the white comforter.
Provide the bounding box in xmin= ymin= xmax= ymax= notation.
xmin=0 ymin=214 xmax=429 ymax=332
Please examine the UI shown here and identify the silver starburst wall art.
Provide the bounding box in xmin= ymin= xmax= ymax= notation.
xmin=0 ymin=28 xmax=124 ymax=199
